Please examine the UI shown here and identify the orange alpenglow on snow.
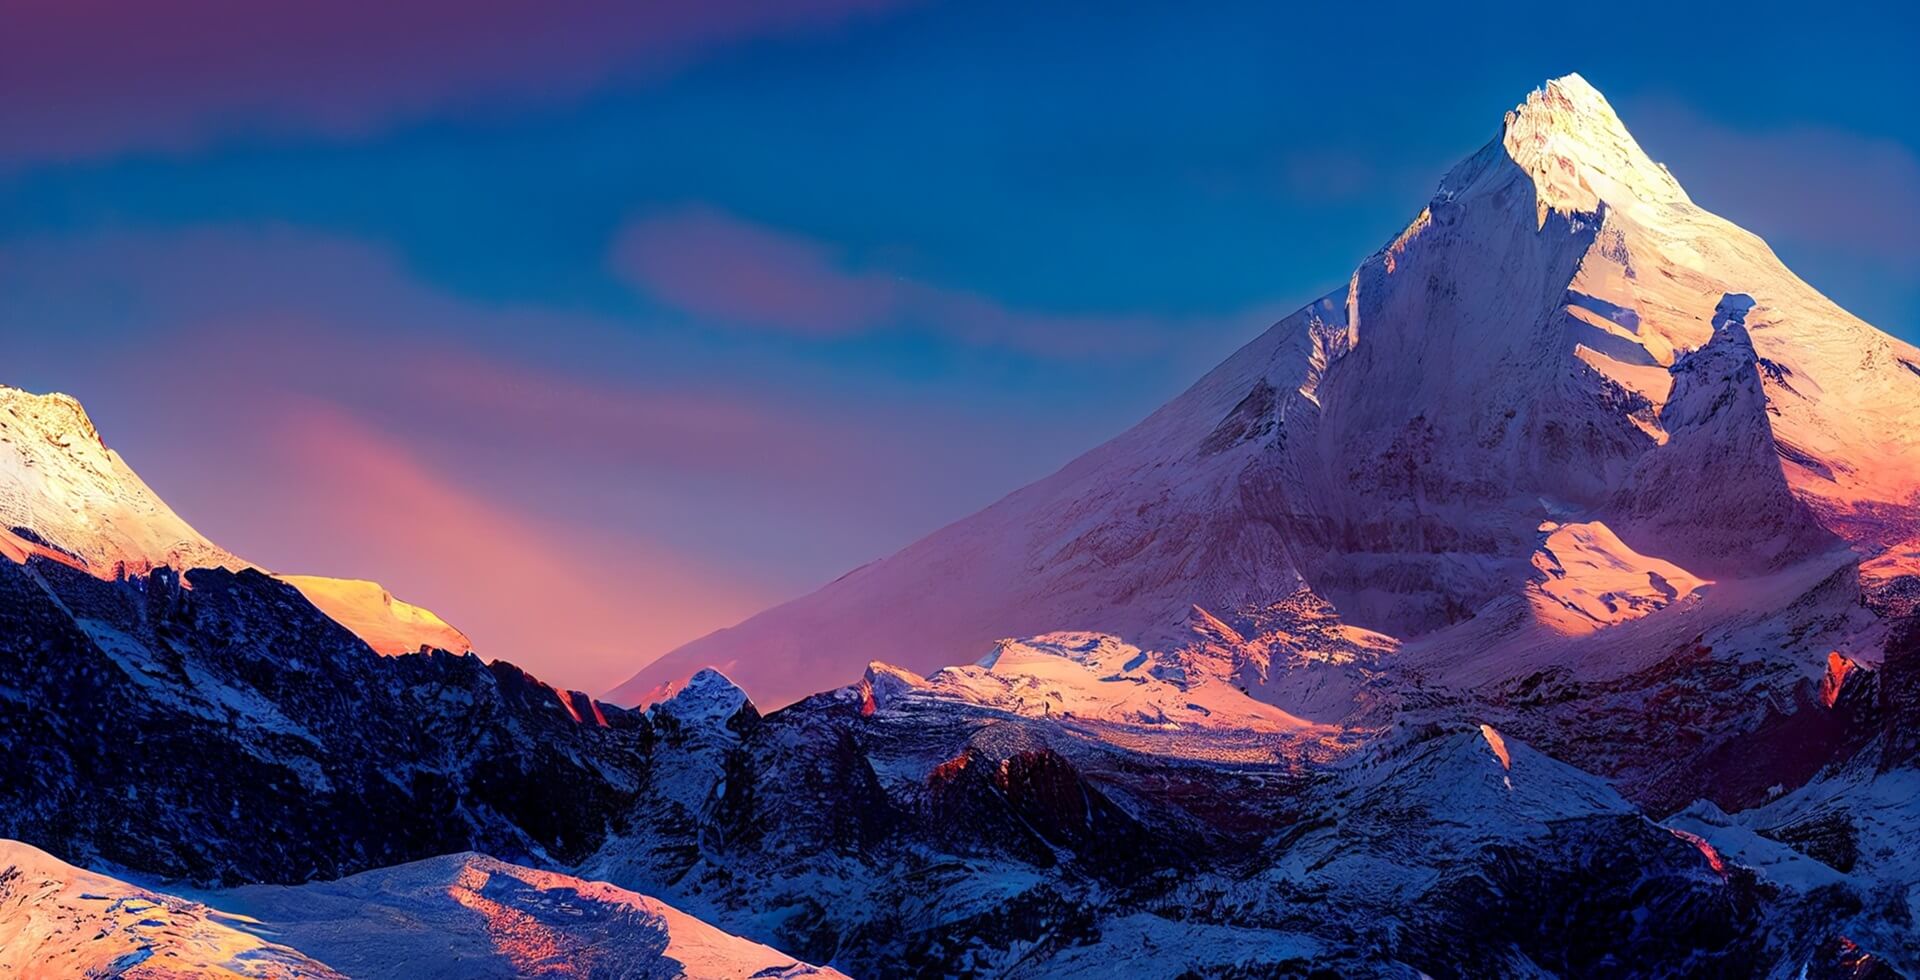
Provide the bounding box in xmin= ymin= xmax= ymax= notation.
xmin=1478 ymin=724 xmax=1513 ymax=771
xmin=1820 ymin=651 xmax=1859 ymax=709
xmin=0 ymin=386 xmax=243 ymax=576
xmin=281 ymin=575 xmax=473 ymax=655
xmin=1527 ymin=521 xmax=1709 ymax=635
xmin=430 ymin=857 xmax=850 ymax=979
xmin=1666 ymin=827 xmax=1730 ymax=878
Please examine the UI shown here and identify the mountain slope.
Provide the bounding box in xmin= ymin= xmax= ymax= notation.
xmin=583 ymin=669 xmax=1777 ymax=977
xmin=4 ymin=73 xmax=1914 ymax=977
xmin=616 ymin=73 xmax=1920 ymax=710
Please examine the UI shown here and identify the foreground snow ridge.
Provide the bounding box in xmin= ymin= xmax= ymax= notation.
xmin=0 ymin=839 xmax=339 ymax=979
xmin=0 ymin=840 xmax=846 ymax=979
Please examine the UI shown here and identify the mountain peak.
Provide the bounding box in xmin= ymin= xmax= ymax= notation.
xmin=1493 ymin=72 xmax=1689 ymax=214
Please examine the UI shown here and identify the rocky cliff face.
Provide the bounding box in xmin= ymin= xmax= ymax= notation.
xmin=0 ymin=556 xmax=649 ymax=884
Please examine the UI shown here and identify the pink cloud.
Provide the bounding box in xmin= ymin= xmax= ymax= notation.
xmin=0 ymin=0 xmax=911 ymax=163
xmin=612 ymin=207 xmax=902 ymax=336
xmin=3 ymin=223 xmax=1175 ymax=521
xmin=613 ymin=207 xmax=1288 ymax=358
xmin=168 ymin=319 xmax=854 ymax=485
xmin=0 ymin=224 xmax=852 ymax=480
xmin=398 ymin=347 xmax=850 ymax=478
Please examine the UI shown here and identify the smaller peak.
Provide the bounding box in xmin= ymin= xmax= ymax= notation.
xmin=684 ymin=666 xmax=742 ymax=693
xmin=652 ymin=667 xmax=754 ymax=727
xmin=858 ymin=661 xmax=928 ymax=715
xmin=281 ymin=574 xmax=472 ymax=656
xmin=0 ymin=379 xmax=243 ymax=577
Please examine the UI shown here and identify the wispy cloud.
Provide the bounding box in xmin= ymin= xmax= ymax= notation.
xmin=611 ymin=207 xmax=900 ymax=336
xmin=0 ymin=0 xmax=912 ymax=164
xmin=0 ymin=223 xmax=944 ymax=504
xmin=612 ymin=206 xmax=1285 ymax=358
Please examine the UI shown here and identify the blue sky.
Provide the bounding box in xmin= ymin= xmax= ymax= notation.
xmin=3 ymin=0 xmax=1914 ymax=689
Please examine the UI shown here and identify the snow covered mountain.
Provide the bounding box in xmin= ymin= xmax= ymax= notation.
xmin=0 ymin=383 xmax=469 ymax=657
xmin=0 ymin=840 xmax=844 ymax=979
xmin=614 ymin=73 xmax=1920 ymax=712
